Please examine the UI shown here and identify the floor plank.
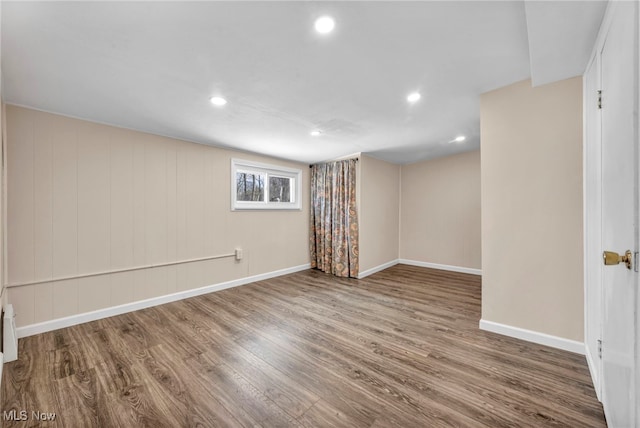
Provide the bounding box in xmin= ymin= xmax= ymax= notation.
xmin=2 ymin=265 xmax=606 ymax=427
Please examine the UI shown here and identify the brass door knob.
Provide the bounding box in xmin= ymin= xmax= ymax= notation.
xmin=603 ymin=250 xmax=632 ymax=269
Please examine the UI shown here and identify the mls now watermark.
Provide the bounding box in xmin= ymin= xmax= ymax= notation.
xmin=3 ymin=410 xmax=57 ymax=421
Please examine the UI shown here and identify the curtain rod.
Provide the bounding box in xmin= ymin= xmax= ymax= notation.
xmin=309 ymin=157 xmax=359 ymax=168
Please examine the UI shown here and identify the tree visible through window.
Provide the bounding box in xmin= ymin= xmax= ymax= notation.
xmin=269 ymin=176 xmax=291 ymax=202
xmin=231 ymin=159 xmax=301 ymax=210
xmin=236 ymin=171 xmax=265 ymax=201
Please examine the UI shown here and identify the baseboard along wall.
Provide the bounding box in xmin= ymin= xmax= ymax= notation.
xmin=358 ymin=259 xmax=400 ymax=279
xmin=15 ymin=260 xmax=582 ymax=358
xmin=479 ymin=319 xmax=585 ymax=355
xmin=359 ymin=259 xmax=482 ymax=279
xmin=398 ymin=259 xmax=482 ymax=276
xmin=16 ymin=264 xmax=311 ymax=339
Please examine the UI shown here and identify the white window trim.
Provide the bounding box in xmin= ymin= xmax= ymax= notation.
xmin=231 ymin=158 xmax=302 ymax=210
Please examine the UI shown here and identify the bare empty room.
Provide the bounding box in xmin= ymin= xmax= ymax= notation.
xmin=0 ymin=1 xmax=638 ymax=427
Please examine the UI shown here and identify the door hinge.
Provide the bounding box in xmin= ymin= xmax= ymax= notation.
xmin=635 ymin=252 xmax=639 ymax=272
xmin=597 ymin=339 xmax=603 ymax=359
xmin=597 ymin=90 xmax=602 ymax=109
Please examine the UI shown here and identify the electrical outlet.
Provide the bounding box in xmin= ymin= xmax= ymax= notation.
xmin=235 ymin=248 xmax=243 ymax=261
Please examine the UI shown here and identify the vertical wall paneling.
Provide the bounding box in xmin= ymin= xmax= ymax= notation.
xmin=7 ymin=108 xmax=34 ymax=286
xmin=109 ymin=129 xmax=134 ymax=269
xmin=77 ymin=122 xmax=110 ymax=312
xmin=6 ymin=106 xmax=310 ymax=329
xmin=51 ymin=123 xmax=78 ymax=278
xmin=50 ymin=119 xmax=79 ymax=319
xmin=175 ymin=142 xmax=189 ymax=292
xmin=165 ymin=140 xmax=178 ymax=294
xmin=132 ymin=135 xmax=146 ymax=301
xmin=203 ymin=147 xmax=215 ymax=256
xmin=33 ymin=114 xmax=53 ymax=281
xmin=78 ymin=276 xmax=110 ymax=313
xmin=144 ymin=135 xmax=168 ymax=298
xmin=186 ymin=145 xmax=205 ymax=288
xmin=33 ymin=282 xmax=53 ymax=324
xmin=109 ymin=129 xmax=135 ymax=307
xmin=9 ymin=285 xmax=34 ymax=327
xmin=201 ymin=147 xmax=217 ymax=286
xmin=143 ymin=135 xmax=167 ymax=265
xmin=32 ymin=115 xmax=55 ymax=324
xmin=77 ymin=122 xmax=110 ymax=274
xmin=52 ymin=279 xmax=79 ymax=319
xmin=109 ymin=272 xmax=133 ymax=308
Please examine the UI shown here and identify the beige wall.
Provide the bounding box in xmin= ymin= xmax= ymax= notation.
xmin=480 ymin=78 xmax=583 ymax=341
xmin=6 ymin=105 xmax=310 ymax=328
xmin=400 ymin=150 xmax=481 ymax=269
xmin=358 ymin=155 xmax=400 ymax=274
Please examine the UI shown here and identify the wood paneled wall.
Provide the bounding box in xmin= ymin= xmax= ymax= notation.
xmin=6 ymin=106 xmax=310 ymax=328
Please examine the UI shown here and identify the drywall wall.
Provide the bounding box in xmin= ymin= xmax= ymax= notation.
xmin=480 ymin=77 xmax=583 ymax=341
xmin=5 ymin=105 xmax=310 ymax=328
xmin=359 ymin=154 xmax=400 ymax=275
xmin=400 ymin=150 xmax=481 ymax=270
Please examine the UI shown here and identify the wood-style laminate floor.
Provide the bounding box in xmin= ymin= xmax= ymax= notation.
xmin=2 ymin=265 xmax=606 ymax=427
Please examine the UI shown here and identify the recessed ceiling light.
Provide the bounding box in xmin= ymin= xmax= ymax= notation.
xmin=310 ymin=130 xmax=322 ymax=137
xmin=315 ymin=16 xmax=335 ymax=34
xmin=407 ymin=92 xmax=421 ymax=103
xmin=449 ymin=135 xmax=466 ymax=143
xmin=210 ymin=96 xmax=227 ymax=106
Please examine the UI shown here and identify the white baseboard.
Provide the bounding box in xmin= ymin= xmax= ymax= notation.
xmin=358 ymin=259 xmax=399 ymax=279
xmin=479 ymin=319 xmax=585 ymax=355
xmin=16 ymin=264 xmax=311 ymax=339
xmin=398 ymin=259 xmax=482 ymax=276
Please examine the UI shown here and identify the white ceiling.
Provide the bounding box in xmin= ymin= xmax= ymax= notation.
xmin=1 ymin=1 xmax=606 ymax=165
xmin=525 ymin=0 xmax=607 ymax=87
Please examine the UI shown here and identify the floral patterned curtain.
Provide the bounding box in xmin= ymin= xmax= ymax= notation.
xmin=310 ymin=159 xmax=359 ymax=278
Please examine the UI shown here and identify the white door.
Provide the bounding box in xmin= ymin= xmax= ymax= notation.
xmin=600 ymin=2 xmax=637 ymax=426
xmin=584 ymin=52 xmax=603 ymax=400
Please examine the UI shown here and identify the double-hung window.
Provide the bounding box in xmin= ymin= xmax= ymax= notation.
xmin=231 ymin=159 xmax=302 ymax=210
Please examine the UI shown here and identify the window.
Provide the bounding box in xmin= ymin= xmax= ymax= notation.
xmin=231 ymin=159 xmax=302 ymax=210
